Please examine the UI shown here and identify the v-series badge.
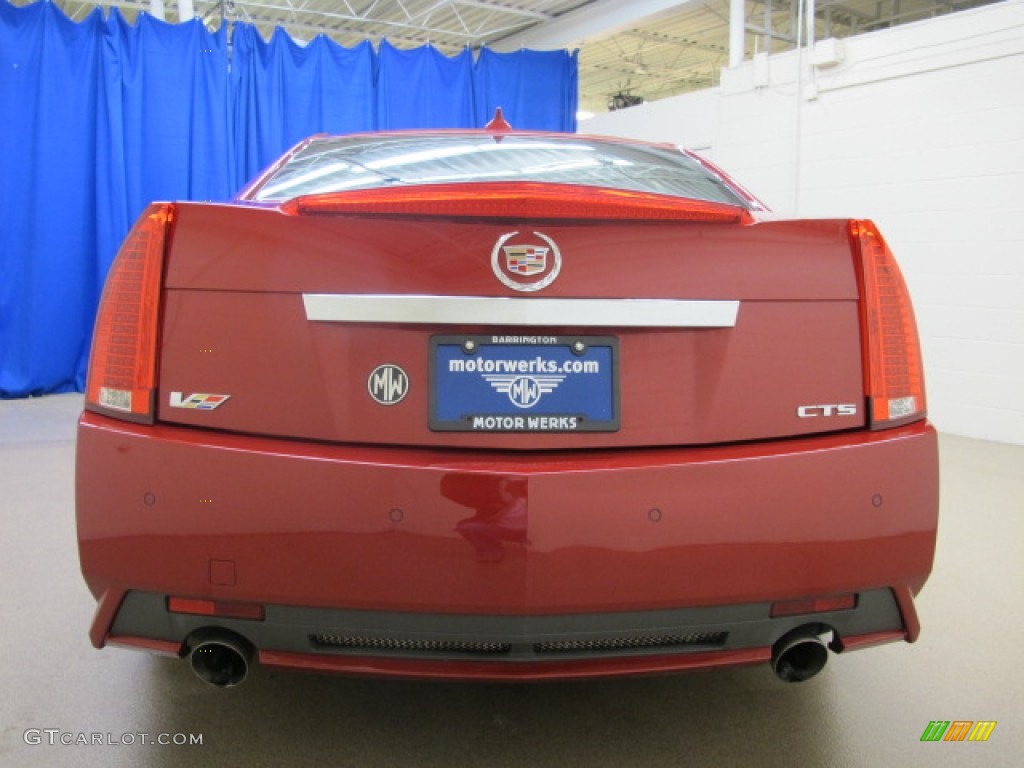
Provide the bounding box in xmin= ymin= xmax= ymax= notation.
xmin=169 ymin=392 xmax=231 ymax=410
xmin=797 ymin=403 xmax=858 ymax=418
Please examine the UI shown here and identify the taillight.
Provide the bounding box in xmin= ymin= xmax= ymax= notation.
xmin=850 ymin=220 xmax=926 ymax=428
xmin=281 ymin=181 xmax=753 ymax=224
xmin=85 ymin=203 xmax=174 ymax=423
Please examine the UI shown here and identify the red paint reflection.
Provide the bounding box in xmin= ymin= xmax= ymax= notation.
xmin=442 ymin=474 xmax=527 ymax=563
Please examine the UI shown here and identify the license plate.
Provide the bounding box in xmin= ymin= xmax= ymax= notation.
xmin=430 ymin=335 xmax=619 ymax=432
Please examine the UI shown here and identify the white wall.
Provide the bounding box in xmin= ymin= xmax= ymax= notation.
xmin=586 ymin=0 xmax=1024 ymax=445
xmin=581 ymin=87 xmax=719 ymax=153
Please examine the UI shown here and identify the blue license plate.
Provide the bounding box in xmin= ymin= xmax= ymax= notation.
xmin=430 ymin=335 xmax=619 ymax=432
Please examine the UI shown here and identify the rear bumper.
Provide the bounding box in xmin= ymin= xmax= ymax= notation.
xmin=77 ymin=414 xmax=938 ymax=679
xmin=105 ymin=587 xmax=910 ymax=681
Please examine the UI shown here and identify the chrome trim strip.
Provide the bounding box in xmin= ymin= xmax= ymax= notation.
xmin=303 ymin=294 xmax=739 ymax=328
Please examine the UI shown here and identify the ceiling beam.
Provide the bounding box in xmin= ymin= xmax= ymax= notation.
xmin=489 ymin=0 xmax=703 ymax=51
xmin=451 ymin=0 xmax=552 ymax=22
xmin=617 ymin=28 xmax=728 ymax=56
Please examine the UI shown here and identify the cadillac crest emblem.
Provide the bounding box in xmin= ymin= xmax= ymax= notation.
xmin=491 ymin=231 xmax=561 ymax=292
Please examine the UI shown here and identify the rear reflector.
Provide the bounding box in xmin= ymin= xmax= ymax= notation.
xmin=85 ymin=203 xmax=174 ymax=423
xmin=167 ymin=597 xmax=265 ymax=621
xmin=281 ymin=181 xmax=752 ymax=224
xmin=850 ymin=220 xmax=927 ymax=428
xmin=770 ymin=594 xmax=857 ymax=618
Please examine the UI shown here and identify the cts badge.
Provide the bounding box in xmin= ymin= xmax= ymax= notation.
xmin=169 ymin=392 xmax=230 ymax=410
xmin=797 ymin=403 xmax=858 ymax=418
xmin=491 ymin=231 xmax=561 ymax=292
xmin=368 ymin=364 xmax=409 ymax=405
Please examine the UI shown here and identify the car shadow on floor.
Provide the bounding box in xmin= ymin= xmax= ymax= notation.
xmin=142 ymin=654 xmax=839 ymax=768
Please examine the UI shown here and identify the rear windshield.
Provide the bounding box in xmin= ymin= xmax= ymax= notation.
xmin=247 ymin=134 xmax=750 ymax=208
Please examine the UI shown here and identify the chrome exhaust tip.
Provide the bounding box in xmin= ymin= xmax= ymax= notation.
xmin=771 ymin=627 xmax=829 ymax=683
xmin=187 ymin=630 xmax=254 ymax=688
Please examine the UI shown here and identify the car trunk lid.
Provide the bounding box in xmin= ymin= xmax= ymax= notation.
xmin=153 ymin=201 xmax=864 ymax=449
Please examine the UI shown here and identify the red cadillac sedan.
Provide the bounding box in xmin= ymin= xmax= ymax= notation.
xmin=76 ymin=123 xmax=938 ymax=687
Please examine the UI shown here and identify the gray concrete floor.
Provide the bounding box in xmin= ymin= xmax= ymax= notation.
xmin=1 ymin=393 xmax=1021 ymax=767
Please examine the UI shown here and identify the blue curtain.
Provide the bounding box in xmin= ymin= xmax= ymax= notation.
xmin=0 ymin=1 xmax=578 ymax=398
xmin=0 ymin=3 xmax=101 ymax=395
xmin=377 ymin=40 xmax=475 ymax=130
xmin=107 ymin=11 xmax=233 ymax=225
xmin=0 ymin=3 xmax=230 ymax=396
xmin=231 ymin=27 xmax=376 ymax=189
xmin=474 ymin=48 xmax=578 ymax=132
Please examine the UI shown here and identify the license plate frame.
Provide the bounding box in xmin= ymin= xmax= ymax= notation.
xmin=429 ymin=335 xmax=619 ymax=433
